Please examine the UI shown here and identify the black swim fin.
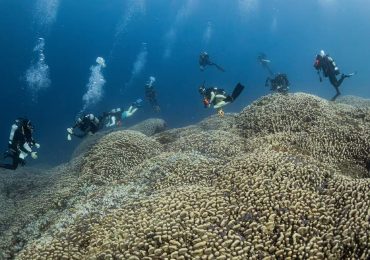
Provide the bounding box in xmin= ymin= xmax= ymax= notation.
xmin=213 ymin=63 xmax=225 ymax=72
xmin=231 ymin=83 xmax=245 ymax=101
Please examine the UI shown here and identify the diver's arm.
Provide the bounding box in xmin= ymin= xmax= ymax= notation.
xmin=72 ymin=122 xmax=81 ymax=130
xmin=73 ymin=132 xmax=88 ymax=138
xmin=21 ymin=142 xmax=33 ymax=154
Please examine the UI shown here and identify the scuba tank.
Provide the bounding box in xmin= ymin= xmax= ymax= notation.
xmin=327 ymin=56 xmax=340 ymax=75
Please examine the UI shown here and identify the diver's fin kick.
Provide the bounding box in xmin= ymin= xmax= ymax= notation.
xmin=231 ymin=83 xmax=244 ymax=101
xmin=213 ymin=63 xmax=225 ymax=72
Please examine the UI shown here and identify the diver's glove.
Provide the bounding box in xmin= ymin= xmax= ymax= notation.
xmin=35 ymin=143 xmax=40 ymax=149
xmin=31 ymin=152 xmax=38 ymax=160
xmin=67 ymin=128 xmax=73 ymax=141
xmin=19 ymin=151 xmax=28 ymax=160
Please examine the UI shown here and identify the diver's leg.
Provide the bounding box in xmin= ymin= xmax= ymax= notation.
xmin=328 ymin=74 xmax=341 ymax=101
xmin=336 ymin=74 xmax=346 ymax=88
xmin=125 ymin=106 xmax=138 ymax=118
xmin=0 ymin=156 xmax=19 ymax=170
xmin=329 ymin=73 xmax=340 ymax=87
xmin=0 ymin=163 xmax=17 ymax=170
xmin=213 ymin=63 xmax=225 ymax=72
xmin=214 ymin=101 xmax=230 ymax=109
xmin=331 ymin=86 xmax=341 ymax=101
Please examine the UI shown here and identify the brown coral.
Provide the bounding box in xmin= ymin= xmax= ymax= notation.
xmin=167 ymin=130 xmax=247 ymax=161
xmin=6 ymin=93 xmax=370 ymax=259
xmin=17 ymin=149 xmax=370 ymax=259
xmin=128 ymin=118 xmax=167 ymax=136
xmin=127 ymin=151 xmax=219 ymax=192
xmin=80 ymin=130 xmax=162 ymax=185
xmin=238 ymin=93 xmax=370 ymax=175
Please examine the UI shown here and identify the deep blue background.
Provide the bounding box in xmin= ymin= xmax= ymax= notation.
xmin=0 ymin=0 xmax=369 ymax=166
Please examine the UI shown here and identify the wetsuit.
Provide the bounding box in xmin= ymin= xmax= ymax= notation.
xmin=199 ymin=52 xmax=225 ymax=72
xmin=203 ymin=88 xmax=232 ymax=107
xmin=314 ymin=54 xmax=350 ymax=101
xmin=266 ymin=73 xmax=290 ymax=93
xmin=0 ymin=119 xmax=37 ymax=170
xmin=145 ymin=85 xmax=160 ymax=112
xmin=104 ymin=108 xmax=122 ymax=127
xmin=72 ymin=114 xmax=102 ymax=138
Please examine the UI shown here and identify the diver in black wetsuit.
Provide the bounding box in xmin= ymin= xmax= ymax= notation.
xmin=314 ymin=50 xmax=355 ymax=101
xmin=67 ymin=114 xmax=103 ymax=141
xmin=0 ymin=118 xmax=40 ymax=170
xmin=145 ymin=76 xmax=161 ymax=112
xmin=199 ymin=52 xmax=225 ymax=72
xmin=265 ymin=73 xmax=290 ymax=94
xmin=199 ymin=82 xmax=245 ymax=116
xmin=258 ymin=53 xmax=291 ymax=94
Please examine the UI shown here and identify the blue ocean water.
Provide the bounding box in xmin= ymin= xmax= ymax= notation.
xmin=0 ymin=0 xmax=369 ymax=166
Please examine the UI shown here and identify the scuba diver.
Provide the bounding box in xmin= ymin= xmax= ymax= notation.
xmin=257 ymin=52 xmax=273 ymax=76
xmin=104 ymin=99 xmax=143 ymax=127
xmin=314 ymin=50 xmax=355 ymax=101
xmin=265 ymin=73 xmax=290 ymax=94
xmin=199 ymin=51 xmax=225 ymax=72
xmin=145 ymin=76 xmax=161 ymax=112
xmin=0 ymin=118 xmax=40 ymax=170
xmin=67 ymin=114 xmax=103 ymax=141
xmin=258 ymin=52 xmax=290 ymax=94
xmin=199 ymin=82 xmax=245 ymax=117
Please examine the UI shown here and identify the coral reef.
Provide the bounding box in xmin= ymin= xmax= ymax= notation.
xmin=127 ymin=151 xmax=219 ymax=192
xmin=80 ymin=130 xmax=163 ymax=185
xmin=1 ymin=93 xmax=369 ymax=259
xmin=71 ymin=118 xmax=167 ymax=159
xmin=197 ymin=113 xmax=238 ymax=132
xmin=167 ymin=130 xmax=247 ymax=162
xmin=0 ymin=162 xmax=82 ymax=259
xmin=129 ymin=118 xmax=167 ymax=136
xmin=336 ymin=95 xmax=370 ymax=109
xmin=237 ymin=93 xmax=370 ymax=175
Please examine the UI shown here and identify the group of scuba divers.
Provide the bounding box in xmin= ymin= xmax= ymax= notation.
xmin=198 ymin=49 xmax=355 ymax=116
xmin=0 ymin=77 xmax=160 ymax=171
xmin=0 ymin=50 xmax=355 ymax=171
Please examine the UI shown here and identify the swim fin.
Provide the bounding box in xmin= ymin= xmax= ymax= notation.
xmin=214 ymin=63 xmax=225 ymax=72
xmin=231 ymin=83 xmax=245 ymax=101
xmin=347 ymin=72 xmax=356 ymax=77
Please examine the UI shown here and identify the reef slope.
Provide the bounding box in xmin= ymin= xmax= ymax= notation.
xmin=0 ymin=93 xmax=369 ymax=259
